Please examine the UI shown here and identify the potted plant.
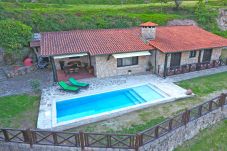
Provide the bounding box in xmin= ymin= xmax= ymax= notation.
xmin=87 ymin=66 xmax=94 ymax=74
xmin=128 ymin=70 xmax=132 ymax=75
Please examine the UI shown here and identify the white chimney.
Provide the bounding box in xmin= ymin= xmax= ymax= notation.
xmin=140 ymin=22 xmax=158 ymax=40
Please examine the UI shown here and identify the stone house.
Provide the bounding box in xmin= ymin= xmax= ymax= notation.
xmin=30 ymin=22 xmax=227 ymax=82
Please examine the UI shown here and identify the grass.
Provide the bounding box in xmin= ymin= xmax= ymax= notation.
xmin=175 ymin=120 xmax=227 ymax=151
xmin=68 ymin=72 xmax=227 ymax=133
xmin=0 ymin=94 xmax=40 ymax=128
xmin=177 ymin=72 xmax=227 ymax=96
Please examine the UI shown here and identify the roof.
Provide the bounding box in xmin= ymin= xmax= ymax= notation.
xmin=149 ymin=26 xmax=227 ymax=53
xmin=140 ymin=22 xmax=158 ymax=27
xmin=40 ymin=28 xmax=153 ymax=56
xmin=30 ymin=40 xmax=40 ymax=47
xmin=40 ymin=25 xmax=227 ymax=56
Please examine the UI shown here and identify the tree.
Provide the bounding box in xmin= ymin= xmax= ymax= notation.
xmin=174 ymin=0 xmax=182 ymax=10
xmin=0 ymin=20 xmax=32 ymax=55
xmin=195 ymin=0 xmax=208 ymax=25
xmin=160 ymin=0 xmax=168 ymax=12
xmin=194 ymin=0 xmax=216 ymax=30
xmin=222 ymin=0 xmax=227 ymax=6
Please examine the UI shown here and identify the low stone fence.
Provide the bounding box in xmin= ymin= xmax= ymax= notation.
xmin=4 ymin=65 xmax=37 ymax=78
xmin=0 ymin=93 xmax=227 ymax=151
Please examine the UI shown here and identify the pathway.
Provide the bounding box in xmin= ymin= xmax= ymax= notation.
xmin=167 ymin=66 xmax=227 ymax=82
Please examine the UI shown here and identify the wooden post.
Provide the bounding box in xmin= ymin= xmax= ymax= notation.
xmin=154 ymin=126 xmax=159 ymax=138
xmin=50 ymin=56 xmax=58 ymax=82
xmin=182 ymin=110 xmax=190 ymax=125
xmin=2 ymin=129 xmax=10 ymax=142
xmin=22 ymin=129 xmax=33 ymax=147
xmin=198 ymin=105 xmax=203 ymax=117
xmin=163 ymin=53 xmax=168 ymax=78
xmin=168 ymin=119 xmax=173 ymax=131
xmin=79 ymin=131 xmax=85 ymax=150
xmin=208 ymin=101 xmax=213 ymax=111
xmin=135 ymin=134 xmax=141 ymax=151
xmin=52 ymin=132 xmax=58 ymax=145
xmin=107 ymin=134 xmax=111 ymax=148
xmin=219 ymin=93 xmax=226 ymax=111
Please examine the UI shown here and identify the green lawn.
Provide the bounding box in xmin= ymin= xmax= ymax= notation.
xmin=0 ymin=94 xmax=40 ymax=128
xmin=177 ymin=72 xmax=227 ymax=96
xmin=175 ymin=120 xmax=227 ymax=151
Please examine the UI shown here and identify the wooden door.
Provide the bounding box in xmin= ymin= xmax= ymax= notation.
xmin=202 ymin=49 xmax=212 ymax=62
xmin=170 ymin=52 xmax=181 ymax=67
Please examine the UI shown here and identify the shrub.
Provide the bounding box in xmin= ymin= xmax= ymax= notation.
xmin=0 ymin=19 xmax=32 ymax=56
xmin=194 ymin=0 xmax=216 ymax=30
xmin=30 ymin=79 xmax=41 ymax=94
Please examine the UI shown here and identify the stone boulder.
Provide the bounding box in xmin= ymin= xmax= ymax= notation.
xmin=217 ymin=9 xmax=227 ymax=31
xmin=167 ymin=19 xmax=198 ymax=26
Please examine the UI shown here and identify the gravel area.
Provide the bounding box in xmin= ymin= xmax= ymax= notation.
xmin=0 ymin=69 xmax=53 ymax=97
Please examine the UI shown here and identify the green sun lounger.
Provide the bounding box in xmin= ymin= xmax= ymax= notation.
xmin=58 ymin=81 xmax=80 ymax=92
xmin=69 ymin=77 xmax=89 ymax=87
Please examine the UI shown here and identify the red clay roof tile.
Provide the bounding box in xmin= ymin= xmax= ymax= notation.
xmin=40 ymin=28 xmax=153 ymax=56
xmin=149 ymin=26 xmax=227 ymax=53
xmin=40 ymin=25 xmax=227 ymax=56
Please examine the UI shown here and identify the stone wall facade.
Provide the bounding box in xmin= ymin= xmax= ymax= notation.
xmin=95 ymin=55 xmax=151 ymax=78
xmin=141 ymin=105 xmax=227 ymax=151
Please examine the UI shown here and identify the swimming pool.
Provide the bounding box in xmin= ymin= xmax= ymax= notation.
xmin=56 ymin=84 xmax=168 ymax=124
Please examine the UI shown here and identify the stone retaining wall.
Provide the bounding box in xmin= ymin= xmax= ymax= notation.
xmin=4 ymin=66 xmax=37 ymax=78
xmin=1 ymin=105 xmax=226 ymax=151
xmin=0 ymin=143 xmax=81 ymax=151
xmin=140 ymin=105 xmax=227 ymax=151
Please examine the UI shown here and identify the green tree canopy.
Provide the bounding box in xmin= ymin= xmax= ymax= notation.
xmin=0 ymin=19 xmax=32 ymax=55
xmin=174 ymin=0 xmax=182 ymax=10
xmin=194 ymin=0 xmax=215 ymax=29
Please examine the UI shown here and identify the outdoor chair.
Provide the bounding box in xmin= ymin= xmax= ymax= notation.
xmin=68 ymin=77 xmax=89 ymax=88
xmin=58 ymin=81 xmax=80 ymax=92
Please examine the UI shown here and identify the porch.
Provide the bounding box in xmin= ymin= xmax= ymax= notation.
xmin=161 ymin=48 xmax=226 ymax=77
xmin=50 ymin=53 xmax=95 ymax=82
xmin=57 ymin=68 xmax=95 ymax=81
xmin=166 ymin=58 xmax=227 ymax=76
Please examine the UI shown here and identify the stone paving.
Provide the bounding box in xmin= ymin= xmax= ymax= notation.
xmin=37 ymin=66 xmax=227 ymax=130
xmin=38 ymin=73 xmax=191 ymax=130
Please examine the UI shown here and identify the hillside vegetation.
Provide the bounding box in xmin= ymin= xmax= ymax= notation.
xmin=0 ymin=0 xmax=226 ymax=62
xmin=0 ymin=0 xmax=226 ymax=36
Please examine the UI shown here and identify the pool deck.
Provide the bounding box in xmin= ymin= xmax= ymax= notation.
xmin=37 ymin=73 xmax=193 ymax=130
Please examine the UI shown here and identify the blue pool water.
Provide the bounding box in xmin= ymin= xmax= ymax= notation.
xmin=56 ymin=84 xmax=166 ymax=123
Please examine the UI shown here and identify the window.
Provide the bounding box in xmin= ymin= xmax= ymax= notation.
xmin=189 ymin=51 xmax=196 ymax=58
xmin=117 ymin=57 xmax=138 ymax=67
